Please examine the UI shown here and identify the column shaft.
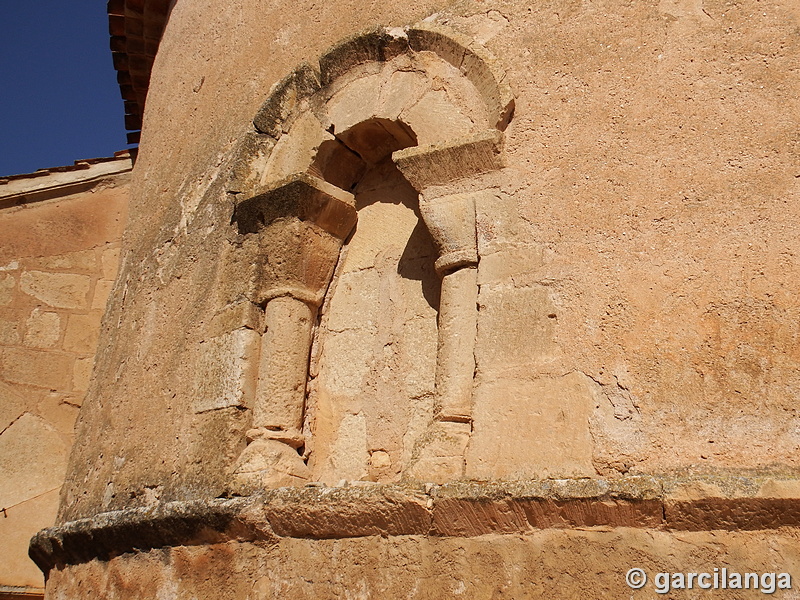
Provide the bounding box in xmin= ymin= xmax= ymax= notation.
xmin=436 ymin=266 xmax=478 ymax=422
xmin=252 ymin=296 xmax=316 ymax=443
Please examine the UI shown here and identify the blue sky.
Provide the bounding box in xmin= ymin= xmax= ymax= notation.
xmin=0 ymin=2 xmax=130 ymax=176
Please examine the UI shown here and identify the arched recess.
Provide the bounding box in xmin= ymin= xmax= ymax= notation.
xmin=224 ymin=23 xmax=513 ymax=489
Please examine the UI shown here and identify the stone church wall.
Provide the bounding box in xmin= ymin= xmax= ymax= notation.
xmin=27 ymin=0 xmax=800 ymax=597
xmin=0 ymin=157 xmax=130 ymax=594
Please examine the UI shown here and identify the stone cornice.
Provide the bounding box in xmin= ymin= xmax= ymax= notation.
xmin=0 ymin=152 xmax=132 ymax=209
xmin=30 ymin=474 xmax=800 ymax=576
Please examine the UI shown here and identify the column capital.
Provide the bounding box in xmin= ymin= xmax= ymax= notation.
xmin=233 ymin=172 xmax=356 ymax=241
xmin=392 ymin=130 xmax=504 ymax=194
xmin=233 ymin=173 xmax=357 ymax=306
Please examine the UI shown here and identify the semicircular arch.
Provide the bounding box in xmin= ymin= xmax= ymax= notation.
xmin=249 ymin=24 xmax=513 ymax=193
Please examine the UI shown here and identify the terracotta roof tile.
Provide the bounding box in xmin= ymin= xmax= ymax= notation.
xmin=106 ymin=0 xmax=171 ymax=144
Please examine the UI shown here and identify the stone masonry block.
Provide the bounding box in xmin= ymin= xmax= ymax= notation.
xmin=260 ymin=485 xmax=431 ymax=538
xmin=318 ymin=27 xmax=409 ymax=87
xmin=0 ymin=489 xmax=60 ymax=588
xmin=207 ymin=301 xmax=264 ymax=339
xmin=24 ymin=309 xmax=61 ymax=349
xmin=401 ymin=89 xmax=476 ymax=147
xmin=377 ymin=70 xmax=427 ymax=122
xmin=259 ymin=110 xmax=333 ymax=186
xmin=0 ymin=348 xmax=73 ymax=390
xmin=38 ymin=392 xmax=81 ymax=437
xmin=72 ymin=357 xmax=95 ymax=393
xmin=0 ymin=413 xmax=69 ymax=509
xmin=193 ymin=328 xmax=261 ymax=413
xmin=226 ymin=133 xmax=276 ymax=195
xmin=0 ymin=309 xmax=21 ymax=345
xmin=407 ymin=24 xmax=469 ymax=74
xmin=461 ymin=45 xmax=515 ymax=131
xmin=28 ymin=249 xmax=98 ymax=273
xmin=253 ymin=62 xmax=321 ymax=138
xmin=20 ymin=271 xmax=91 ymax=310
xmin=63 ymin=313 xmax=103 ymax=354
xmin=466 ymin=374 xmax=595 ymax=480
xmin=0 ymin=380 xmax=26 ymax=433
xmin=0 ymin=273 xmax=15 ymax=306
xmin=101 ymin=246 xmax=122 ymax=279
xmin=475 ymin=284 xmax=560 ymax=377
xmin=91 ymin=280 xmax=115 ymax=310
xmin=324 ymin=73 xmax=382 ymax=135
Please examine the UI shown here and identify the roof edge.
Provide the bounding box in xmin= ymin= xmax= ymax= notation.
xmin=107 ymin=0 xmax=172 ymax=145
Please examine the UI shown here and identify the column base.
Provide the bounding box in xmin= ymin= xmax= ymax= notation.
xmin=406 ymin=421 xmax=471 ymax=483
xmin=231 ymin=438 xmax=311 ymax=493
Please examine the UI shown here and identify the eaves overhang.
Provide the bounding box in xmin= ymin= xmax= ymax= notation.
xmin=107 ymin=0 xmax=172 ymax=145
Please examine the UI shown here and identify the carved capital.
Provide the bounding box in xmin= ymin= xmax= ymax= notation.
xmin=394 ymin=131 xmax=504 ymax=275
xmin=233 ymin=173 xmax=357 ymax=305
xmin=418 ymin=192 xmax=478 ymax=275
xmin=392 ymin=129 xmax=504 ymax=193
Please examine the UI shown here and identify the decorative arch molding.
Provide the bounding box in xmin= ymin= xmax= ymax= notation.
xmin=256 ymin=25 xmax=513 ymax=136
xmin=222 ymin=23 xmax=514 ymax=489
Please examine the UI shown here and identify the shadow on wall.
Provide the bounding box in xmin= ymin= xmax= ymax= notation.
xmin=308 ymin=119 xmax=441 ymax=484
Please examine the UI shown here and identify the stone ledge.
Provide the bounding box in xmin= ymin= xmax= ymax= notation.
xmin=30 ymin=474 xmax=800 ymax=575
xmin=0 ymin=154 xmax=132 ymax=208
xmin=0 ymin=587 xmax=44 ymax=600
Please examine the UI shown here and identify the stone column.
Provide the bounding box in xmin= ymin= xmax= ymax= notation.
xmin=393 ymin=130 xmax=504 ymax=482
xmin=420 ymin=192 xmax=479 ymax=423
xmin=231 ymin=173 xmax=356 ymax=489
